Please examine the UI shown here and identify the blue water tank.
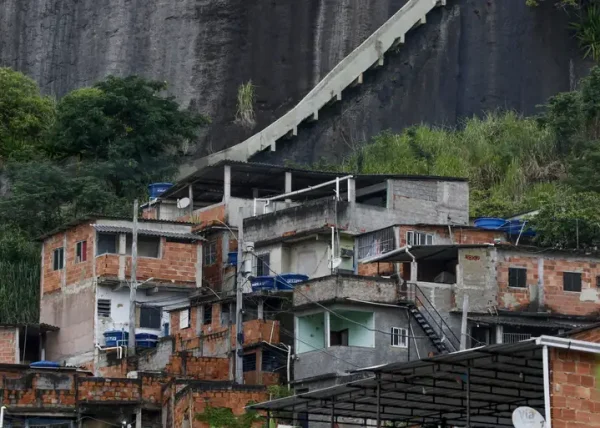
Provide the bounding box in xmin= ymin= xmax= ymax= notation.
xmin=228 ymin=252 xmax=238 ymax=266
xmin=474 ymin=218 xmax=507 ymax=230
xmin=104 ymin=330 xmax=129 ymax=347
xmin=30 ymin=361 xmax=60 ymax=368
xmin=251 ymin=276 xmax=276 ymax=292
xmin=135 ymin=333 xmax=158 ymax=349
xmin=148 ymin=182 xmax=173 ymax=199
xmin=276 ymin=273 xmax=310 ymax=290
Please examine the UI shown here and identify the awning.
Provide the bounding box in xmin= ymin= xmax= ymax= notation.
xmin=360 ymin=244 xmax=492 ymax=264
xmin=250 ymin=336 xmax=600 ymax=427
xmin=92 ymin=224 xmax=202 ymax=241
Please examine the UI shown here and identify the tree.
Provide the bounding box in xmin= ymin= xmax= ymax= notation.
xmin=0 ymin=68 xmax=55 ymax=161
xmin=50 ymin=75 xmax=208 ymax=199
xmin=530 ymin=190 xmax=600 ymax=248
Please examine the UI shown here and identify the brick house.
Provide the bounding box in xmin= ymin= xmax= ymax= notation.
xmin=37 ymin=216 xmax=203 ymax=374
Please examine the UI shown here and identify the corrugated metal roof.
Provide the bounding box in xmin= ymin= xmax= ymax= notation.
xmin=93 ymin=225 xmax=202 ymax=241
xmin=468 ymin=314 xmax=590 ymax=329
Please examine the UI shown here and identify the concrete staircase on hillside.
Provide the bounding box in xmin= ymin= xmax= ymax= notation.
xmin=178 ymin=0 xmax=447 ymax=179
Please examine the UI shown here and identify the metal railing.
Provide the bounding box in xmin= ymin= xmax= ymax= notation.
xmin=503 ymin=333 xmax=532 ymax=344
xmin=357 ymin=226 xmax=396 ymax=260
xmin=407 ymin=282 xmax=461 ymax=352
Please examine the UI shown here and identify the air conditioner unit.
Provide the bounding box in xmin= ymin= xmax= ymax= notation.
xmin=340 ymin=248 xmax=354 ymax=258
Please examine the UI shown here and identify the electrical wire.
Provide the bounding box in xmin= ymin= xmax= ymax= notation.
xmin=250 ymin=251 xmax=435 ymax=340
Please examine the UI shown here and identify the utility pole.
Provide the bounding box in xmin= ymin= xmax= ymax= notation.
xmin=234 ymin=224 xmax=245 ymax=384
xmin=128 ymin=199 xmax=139 ymax=356
xmin=460 ymin=294 xmax=469 ymax=351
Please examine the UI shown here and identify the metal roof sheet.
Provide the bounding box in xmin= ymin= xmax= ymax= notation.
xmin=92 ymin=225 xmax=202 ymax=241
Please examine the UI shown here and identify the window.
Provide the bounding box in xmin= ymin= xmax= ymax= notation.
xmin=97 ymin=233 xmax=118 ymax=255
xmin=179 ymin=308 xmax=190 ymax=329
xmin=256 ymin=253 xmax=270 ymax=276
xmin=357 ymin=227 xmax=395 ymax=260
xmin=563 ymin=272 xmax=582 ymax=292
xmin=126 ymin=234 xmax=160 ymax=258
xmin=330 ymin=329 xmax=349 ymax=346
xmin=508 ymin=267 xmax=527 ymax=288
xmin=97 ymin=299 xmax=111 ymax=317
xmin=53 ymin=247 xmax=64 ymax=271
xmin=204 ymin=240 xmax=217 ymax=265
xmin=140 ymin=307 xmax=161 ymax=329
xmin=391 ymin=327 xmax=408 ymax=348
xmin=242 ymin=353 xmax=257 ymax=372
xmin=203 ymin=305 xmax=213 ymax=325
xmin=220 ymin=303 xmax=231 ymax=326
xmin=262 ymin=349 xmax=281 ymax=372
xmin=406 ymin=231 xmax=434 ymax=246
xmin=597 ymin=276 xmax=600 ymax=288
xmin=76 ymin=241 xmax=87 ymax=263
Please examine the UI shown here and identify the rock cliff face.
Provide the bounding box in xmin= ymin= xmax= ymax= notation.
xmin=0 ymin=0 xmax=405 ymax=157
xmin=0 ymin=0 xmax=591 ymax=165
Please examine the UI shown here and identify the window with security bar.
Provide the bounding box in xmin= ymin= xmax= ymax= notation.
xmin=406 ymin=231 xmax=434 ymax=246
xmin=357 ymin=227 xmax=395 ymax=260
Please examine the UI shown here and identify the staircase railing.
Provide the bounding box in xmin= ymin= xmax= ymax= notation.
xmin=408 ymin=282 xmax=461 ymax=352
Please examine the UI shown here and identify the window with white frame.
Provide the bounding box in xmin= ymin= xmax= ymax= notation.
xmin=204 ymin=239 xmax=217 ymax=265
xmin=179 ymin=308 xmax=190 ymax=329
xmin=391 ymin=327 xmax=408 ymax=348
xmin=406 ymin=231 xmax=434 ymax=246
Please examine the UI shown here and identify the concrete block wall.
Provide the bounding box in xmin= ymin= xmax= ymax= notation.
xmin=389 ymin=180 xmax=469 ymax=225
xmin=0 ymin=369 xmax=78 ymax=409
xmin=0 ymin=327 xmax=18 ymax=363
xmin=454 ymin=247 xmax=497 ymax=313
xmin=138 ymin=338 xmax=174 ymax=372
xmin=293 ymin=275 xmax=398 ymax=307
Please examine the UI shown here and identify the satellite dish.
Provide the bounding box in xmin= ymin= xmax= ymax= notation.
xmin=177 ymin=197 xmax=190 ymax=209
xmin=329 ymin=257 xmax=342 ymax=270
xmin=512 ymin=407 xmax=545 ymax=428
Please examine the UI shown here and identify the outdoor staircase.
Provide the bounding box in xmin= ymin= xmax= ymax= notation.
xmin=409 ymin=305 xmax=451 ymax=354
xmin=407 ymin=283 xmax=461 ymax=355
xmin=178 ymin=0 xmax=448 ymax=179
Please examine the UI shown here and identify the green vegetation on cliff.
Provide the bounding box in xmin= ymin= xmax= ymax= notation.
xmin=0 ymin=68 xmax=207 ymax=323
xmin=297 ymin=66 xmax=600 ymax=249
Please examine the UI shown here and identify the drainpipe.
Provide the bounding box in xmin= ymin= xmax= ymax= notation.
xmin=542 ymin=345 xmax=552 ymax=428
xmin=0 ymin=406 xmax=6 ymax=428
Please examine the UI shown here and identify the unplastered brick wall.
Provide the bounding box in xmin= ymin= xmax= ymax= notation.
xmin=550 ymin=348 xmax=600 ymax=427
xmin=397 ymin=225 xmax=502 ymax=246
xmin=496 ymin=250 xmax=600 ymax=315
xmin=0 ymin=327 xmax=18 ymax=363
xmin=1 ymin=370 xmax=78 ymax=409
xmin=42 ymin=224 xmax=95 ymax=294
xmin=172 ymin=383 xmax=268 ymax=428
xmin=165 ymin=353 xmax=229 ymax=380
xmin=125 ymin=238 xmax=199 ymax=284
xmin=77 ymin=378 xmax=141 ymax=403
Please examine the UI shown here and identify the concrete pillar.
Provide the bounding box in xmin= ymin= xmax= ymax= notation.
xmin=347 ymin=178 xmax=356 ymax=204
xmin=135 ymin=407 xmax=142 ymax=428
xmin=324 ymin=312 xmax=331 ymax=348
xmin=224 ymin=165 xmax=231 ymax=203
xmin=285 ymin=172 xmax=292 ymax=205
xmin=258 ymin=300 xmax=264 ymax=320
xmin=118 ymin=233 xmax=127 ymax=280
xmin=410 ymin=262 xmax=418 ymax=282
xmin=61 ymin=233 xmax=67 ymax=288
xmin=538 ymin=258 xmax=545 ymax=308
xmin=195 ymin=244 xmax=202 ymax=288
xmin=188 ymin=184 xmax=194 ymax=216
xmin=496 ymin=325 xmax=504 ymax=344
